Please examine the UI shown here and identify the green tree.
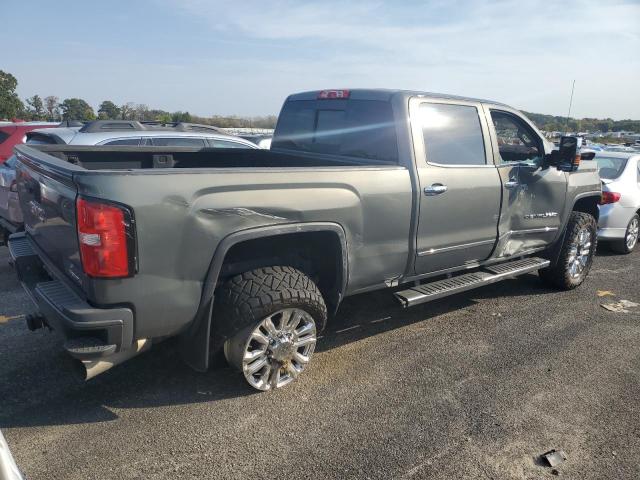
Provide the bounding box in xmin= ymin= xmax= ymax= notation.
xmin=98 ymin=100 xmax=121 ymax=119
xmin=0 ymin=70 xmax=25 ymax=119
xmin=25 ymin=94 xmax=46 ymax=120
xmin=171 ymin=111 xmax=192 ymax=123
xmin=60 ymin=98 xmax=96 ymax=121
xmin=44 ymin=96 xmax=60 ymax=121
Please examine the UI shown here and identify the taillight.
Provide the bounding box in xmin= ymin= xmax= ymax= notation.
xmin=599 ymin=192 xmax=621 ymax=205
xmin=76 ymin=198 xmax=132 ymax=278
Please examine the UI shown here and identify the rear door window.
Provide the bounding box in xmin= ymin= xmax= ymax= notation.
xmin=151 ymin=137 xmax=207 ymax=147
xmin=25 ymin=133 xmax=58 ymax=144
xmin=273 ymin=99 xmax=398 ymax=163
xmin=419 ymin=103 xmax=486 ymax=166
xmin=594 ymin=156 xmax=628 ymax=179
xmin=0 ymin=131 xmax=9 ymax=145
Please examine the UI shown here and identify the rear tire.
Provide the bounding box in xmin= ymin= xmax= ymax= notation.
xmin=215 ymin=266 xmax=327 ymax=391
xmin=610 ymin=214 xmax=639 ymax=254
xmin=539 ymin=211 xmax=597 ymax=290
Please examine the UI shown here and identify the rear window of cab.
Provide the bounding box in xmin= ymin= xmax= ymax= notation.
xmin=272 ymin=99 xmax=399 ymax=163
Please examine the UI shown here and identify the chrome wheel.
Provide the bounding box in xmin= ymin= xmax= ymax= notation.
xmin=626 ymin=217 xmax=639 ymax=250
xmin=567 ymin=228 xmax=592 ymax=279
xmin=227 ymin=308 xmax=317 ymax=391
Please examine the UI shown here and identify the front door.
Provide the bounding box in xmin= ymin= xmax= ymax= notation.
xmin=484 ymin=107 xmax=567 ymax=257
xmin=411 ymin=99 xmax=502 ymax=274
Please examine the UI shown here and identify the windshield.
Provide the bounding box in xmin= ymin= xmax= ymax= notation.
xmin=595 ymin=156 xmax=628 ymax=179
xmin=272 ymin=99 xmax=398 ymax=163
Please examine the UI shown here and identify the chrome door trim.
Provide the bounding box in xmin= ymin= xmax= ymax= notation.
xmin=501 ymin=226 xmax=559 ymax=238
xmin=417 ymin=238 xmax=496 ymax=256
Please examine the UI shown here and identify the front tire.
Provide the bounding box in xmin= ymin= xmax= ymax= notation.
xmin=539 ymin=211 xmax=597 ymax=290
xmin=215 ymin=266 xmax=327 ymax=391
xmin=610 ymin=214 xmax=639 ymax=254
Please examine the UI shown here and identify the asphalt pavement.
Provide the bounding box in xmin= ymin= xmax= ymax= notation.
xmin=0 ymin=244 xmax=639 ymax=479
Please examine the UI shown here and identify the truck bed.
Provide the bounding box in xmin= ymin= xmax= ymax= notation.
xmin=12 ymin=143 xmax=413 ymax=344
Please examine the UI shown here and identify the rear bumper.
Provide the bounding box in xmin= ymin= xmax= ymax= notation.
xmin=598 ymin=204 xmax=635 ymax=240
xmin=8 ymin=232 xmax=134 ymax=357
xmin=597 ymin=227 xmax=626 ymax=240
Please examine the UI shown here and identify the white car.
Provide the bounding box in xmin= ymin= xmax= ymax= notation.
xmin=595 ymin=152 xmax=640 ymax=253
xmin=26 ymin=120 xmax=259 ymax=149
xmin=0 ymin=429 xmax=23 ymax=480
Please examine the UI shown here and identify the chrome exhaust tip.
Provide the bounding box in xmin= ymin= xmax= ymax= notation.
xmin=73 ymin=339 xmax=151 ymax=381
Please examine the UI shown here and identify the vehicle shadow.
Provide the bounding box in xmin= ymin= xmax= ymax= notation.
xmin=0 ymin=272 xmax=558 ymax=429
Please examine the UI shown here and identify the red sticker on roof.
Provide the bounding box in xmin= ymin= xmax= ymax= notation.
xmin=318 ymin=90 xmax=350 ymax=99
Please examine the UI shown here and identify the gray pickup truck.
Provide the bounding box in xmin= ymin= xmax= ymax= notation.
xmin=8 ymin=89 xmax=601 ymax=391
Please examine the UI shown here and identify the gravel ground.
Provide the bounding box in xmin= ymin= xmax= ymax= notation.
xmin=0 ymin=244 xmax=639 ymax=479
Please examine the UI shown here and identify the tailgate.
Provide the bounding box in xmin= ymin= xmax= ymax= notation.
xmin=14 ymin=145 xmax=86 ymax=286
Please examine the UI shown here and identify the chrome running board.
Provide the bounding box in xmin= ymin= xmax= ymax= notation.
xmin=394 ymin=257 xmax=550 ymax=308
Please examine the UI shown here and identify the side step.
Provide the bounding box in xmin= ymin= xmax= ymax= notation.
xmin=394 ymin=257 xmax=550 ymax=308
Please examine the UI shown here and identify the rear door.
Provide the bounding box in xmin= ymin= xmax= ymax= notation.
xmin=410 ymin=98 xmax=502 ymax=274
xmin=484 ymin=107 xmax=566 ymax=256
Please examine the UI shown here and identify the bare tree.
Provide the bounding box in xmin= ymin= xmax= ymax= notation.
xmin=135 ymin=103 xmax=150 ymax=121
xmin=120 ymin=102 xmax=136 ymax=120
xmin=44 ymin=96 xmax=60 ymax=121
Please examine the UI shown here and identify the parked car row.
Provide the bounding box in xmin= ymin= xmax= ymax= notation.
xmin=24 ymin=119 xmax=263 ymax=148
xmin=0 ymin=121 xmax=59 ymax=162
xmin=0 ymin=119 xmax=271 ymax=243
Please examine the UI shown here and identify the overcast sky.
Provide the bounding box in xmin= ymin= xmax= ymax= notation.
xmin=3 ymin=0 xmax=639 ymax=119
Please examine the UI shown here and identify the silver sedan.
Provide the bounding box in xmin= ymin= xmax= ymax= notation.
xmin=595 ymin=152 xmax=640 ymax=253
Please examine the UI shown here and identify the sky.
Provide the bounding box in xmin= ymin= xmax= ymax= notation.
xmin=3 ymin=0 xmax=639 ymax=119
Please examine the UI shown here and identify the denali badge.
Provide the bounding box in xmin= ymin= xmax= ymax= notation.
xmin=524 ymin=212 xmax=559 ymax=219
xmin=28 ymin=200 xmax=46 ymax=223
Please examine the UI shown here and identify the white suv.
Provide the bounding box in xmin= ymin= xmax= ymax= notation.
xmin=25 ymin=120 xmax=260 ymax=149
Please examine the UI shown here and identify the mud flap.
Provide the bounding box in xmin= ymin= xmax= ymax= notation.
xmin=178 ymin=297 xmax=213 ymax=372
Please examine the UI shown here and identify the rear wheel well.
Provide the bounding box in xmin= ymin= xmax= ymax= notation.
xmin=573 ymin=195 xmax=600 ymax=221
xmin=217 ymin=231 xmax=345 ymax=311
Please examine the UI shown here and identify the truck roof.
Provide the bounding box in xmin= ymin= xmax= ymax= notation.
xmin=286 ymin=89 xmax=511 ymax=108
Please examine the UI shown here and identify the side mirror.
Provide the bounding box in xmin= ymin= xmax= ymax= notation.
xmin=545 ymin=136 xmax=583 ymax=172
xmin=557 ymin=136 xmax=582 ymax=172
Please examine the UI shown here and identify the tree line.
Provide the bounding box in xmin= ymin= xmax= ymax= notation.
xmin=523 ymin=111 xmax=640 ymax=134
xmin=1 ymin=69 xmax=637 ymax=132
xmin=0 ymin=70 xmax=277 ymax=128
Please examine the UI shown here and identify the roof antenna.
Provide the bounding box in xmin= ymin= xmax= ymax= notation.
xmin=565 ymin=79 xmax=575 ymax=134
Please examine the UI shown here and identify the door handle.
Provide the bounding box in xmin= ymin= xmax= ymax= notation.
xmin=504 ymin=180 xmax=519 ymax=189
xmin=424 ymin=183 xmax=448 ymax=196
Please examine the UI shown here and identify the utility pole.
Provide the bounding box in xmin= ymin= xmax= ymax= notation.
xmin=566 ymin=79 xmax=575 ymax=134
